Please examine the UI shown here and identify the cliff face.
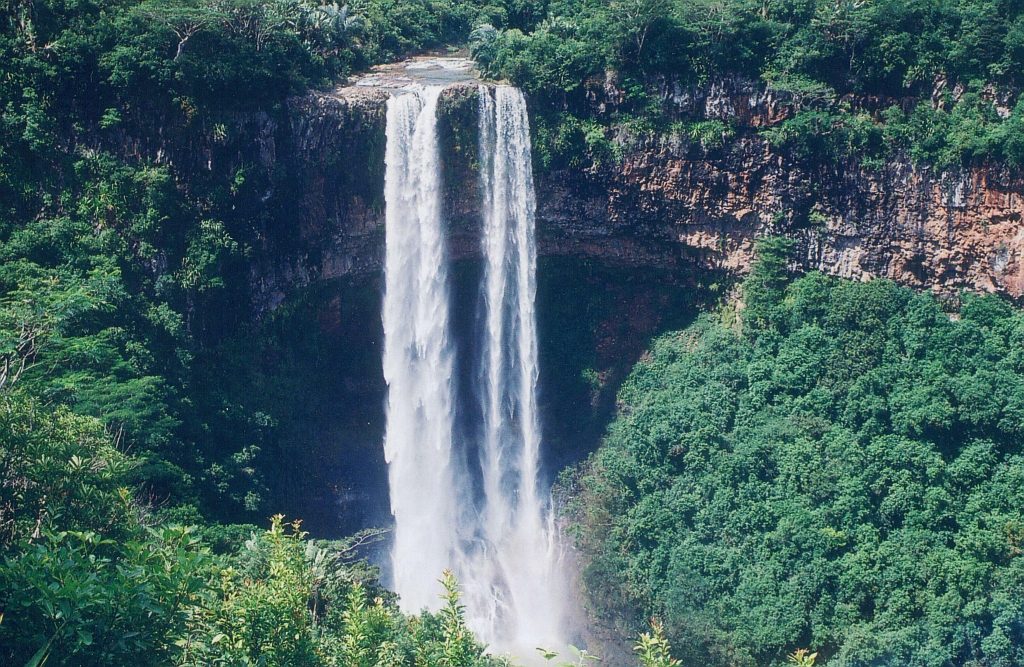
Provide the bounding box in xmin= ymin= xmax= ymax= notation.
xmin=543 ymin=74 xmax=1024 ymax=299
xmin=104 ymin=70 xmax=1024 ymax=309
xmin=250 ymin=90 xmax=388 ymax=310
xmin=540 ymin=135 xmax=1024 ymax=298
xmin=253 ymin=76 xmax=1024 ymax=310
xmin=246 ymin=84 xmax=485 ymax=310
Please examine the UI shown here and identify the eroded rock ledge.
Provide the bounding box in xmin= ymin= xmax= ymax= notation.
xmin=249 ymin=70 xmax=1024 ymax=310
xmin=541 ymin=136 xmax=1024 ymax=298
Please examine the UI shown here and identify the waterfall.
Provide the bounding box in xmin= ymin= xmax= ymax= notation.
xmin=381 ymin=85 xmax=458 ymax=613
xmin=382 ymin=82 xmax=566 ymax=657
xmin=465 ymin=85 xmax=566 ymax=649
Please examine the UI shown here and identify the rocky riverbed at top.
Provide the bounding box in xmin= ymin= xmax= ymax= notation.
xmin=336 ymin=55 xmax=480 ymax=98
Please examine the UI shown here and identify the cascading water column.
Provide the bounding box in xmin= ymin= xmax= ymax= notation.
xmin=465 ymin=84 xmax=567 ymax=651
xmin=381 ymin=79 xmax=569 ymax=658
xmin=381 ymin=85 xmax=459 ymax=614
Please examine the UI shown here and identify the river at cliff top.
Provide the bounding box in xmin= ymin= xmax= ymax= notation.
xmin=350 ymin=55 xmax=479 ymax=92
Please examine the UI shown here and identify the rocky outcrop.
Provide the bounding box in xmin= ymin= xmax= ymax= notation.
xmin=544 ymin=74 xmax=1024 ymax=300
xmin=538 ymin=136 xmax=1024 ymax=299
xmin=230 ymin=74 xmax=1024 ymax=309
xmin=247 ymin=82 xmax=488 ymax=311
xmin=250 ymin=89 xmax=389 ymax=310
xmin=100 ymin=63 xmax=1024 ymax=307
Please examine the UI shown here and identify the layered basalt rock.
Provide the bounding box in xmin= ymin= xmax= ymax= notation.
xmin=538 ymin=134 xmax=1024 ymax=299
xmin=251 ymin=74 xmax=1024 ymax=310
xmin=100 ymin=60 xmax=1024 ymax=308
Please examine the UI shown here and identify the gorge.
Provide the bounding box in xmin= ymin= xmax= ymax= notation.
xmin=204 ymin=62 xmax=1024 ymax=544
xmin=5 ymin=0 xmax=1024 ymax=660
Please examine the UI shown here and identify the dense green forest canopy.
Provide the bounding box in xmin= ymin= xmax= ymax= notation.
xmin=568 ymin=242 xmax=1024 ymax=666
xmin=472 ymin=0 xmax=1024 ymax=98
xmin=4 ymin=0 xmax=1024 ymax=664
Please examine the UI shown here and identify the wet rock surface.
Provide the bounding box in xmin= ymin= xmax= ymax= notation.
xmin=346 ymin=55 xmax=478 ymax=92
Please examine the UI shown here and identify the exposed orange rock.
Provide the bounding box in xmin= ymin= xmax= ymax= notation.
xmin=537 ymin=136 xmax=1024 ymax=300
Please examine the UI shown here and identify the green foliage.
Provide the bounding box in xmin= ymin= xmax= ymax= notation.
xmin=741 ymin=236 xmax=794 ymax=333
xmin=788 ymin=648 xmax=818 ymax=666
xmin=437 ymin=570 xmax=477 ymax=665
xmin=1 ymin=0 xmax=374 ymax=520
xmin=0 ymin=404 xmax=506 ymax=665
xmin=890 ymin=88 xmax=1024 ymax=168
xmin=532 ymin=114 xmax=623 ymax=170
xmin=0 ymin=170 xmax=203 ymax=492
xmin=177 ymin=219 xmax=242 ymax=294
xmin=472 ymin=0 xmax=1024 ymax=168
xmin=0 ymin=392 xmax=135 ymax=547
xmin=174 ymin=518 xmax=505 ymax=666
xmin=762 ymin=91 xmax=1024 ymax=168
xmin=0 ymin=325 xmax=505 ymax=665
xmin=177 ymin=515 xmax=320 ymax=665
xmin=0 ymin=391 xmax=213 ymax=666
xmin=538 ymin=644 xmax=602 ymax=665
xmin=570 ymin=273 xmax=1024 ymax=666
xmin=635 ymin=619 xmax=680 ymax=667
xmin=471 ymin=18 xmax=606 ymax=100
xmin=352 ymin=0 xmax=484 ymax=63
xmin=761 ymin=110 xmax=886 ymax=164
xmin=669 ymin=120 xmax=734 ymax=150
xmin=3 ymin=526 xmax=213 ymax=667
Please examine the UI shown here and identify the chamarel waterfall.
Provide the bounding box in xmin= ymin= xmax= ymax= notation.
xmin=381 ymin=83 xmax=567 ymax=658
xmin=381 ymin=85 xmax=457 ymax=613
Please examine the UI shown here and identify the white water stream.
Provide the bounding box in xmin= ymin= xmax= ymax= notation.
xmin=381 ymin=83 xmax=567 ymax=658
xmin=382 ymin=86 xmax=458 ymax=612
